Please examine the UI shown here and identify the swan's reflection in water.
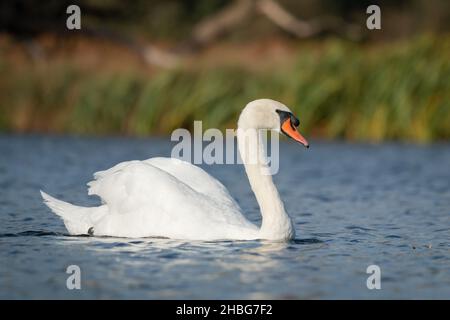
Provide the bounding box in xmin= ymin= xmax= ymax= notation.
xmin=218 ymin=241 xmax=288 ymax=286
xmin=56 ymin=234 xmax=324 ymax=298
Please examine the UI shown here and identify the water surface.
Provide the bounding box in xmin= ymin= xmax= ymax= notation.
xmin=0 ymin=134 xmax=449 ymax=299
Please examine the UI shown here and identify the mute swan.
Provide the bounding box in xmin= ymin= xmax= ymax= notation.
xmin=41 ymin=99 xmax=309 ymax=241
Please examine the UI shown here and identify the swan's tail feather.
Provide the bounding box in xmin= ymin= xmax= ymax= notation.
xmin=40 ymin=190 xmax=94 ymax=235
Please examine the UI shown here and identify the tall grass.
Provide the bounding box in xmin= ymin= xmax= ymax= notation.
xmin=1 ymin=35 xmax=449 ymax=142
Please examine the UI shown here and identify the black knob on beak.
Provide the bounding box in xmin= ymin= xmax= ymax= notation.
xmin=290 ymin=114 xmax=300 ymax=127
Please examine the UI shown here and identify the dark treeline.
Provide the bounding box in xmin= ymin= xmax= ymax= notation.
xmin=1 ymin=0 xmax=449 ymax=40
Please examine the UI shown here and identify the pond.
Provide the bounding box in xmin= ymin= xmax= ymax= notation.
xmin=0 ymin=134 xmax=449 ymax=299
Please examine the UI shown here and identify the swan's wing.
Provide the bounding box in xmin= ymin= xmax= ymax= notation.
xmin=89 ymin=157 xmax=240 ymax=211
xmin=86 ymin=158 xmax=253 ymax=238
xmin=144 ymin=157 xmax=241 ymax=209
xmin=88 ymin=160 xmax=204 ymax=214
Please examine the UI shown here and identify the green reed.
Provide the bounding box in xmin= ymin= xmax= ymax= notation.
xmin=0 ymin=35 xmax=449 ymax=142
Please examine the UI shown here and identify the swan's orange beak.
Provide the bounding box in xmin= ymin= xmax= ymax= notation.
xmin=281 ymin=118 xmax=309 ymax=148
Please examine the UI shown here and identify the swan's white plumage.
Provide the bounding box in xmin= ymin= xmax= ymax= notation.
xmin=41 ymin=99 xmax=303 ymax=241
xmin=44 ymin=157 xmax=258 ymax=240
xmin=41 ymin=191 xmax=108 ymax=235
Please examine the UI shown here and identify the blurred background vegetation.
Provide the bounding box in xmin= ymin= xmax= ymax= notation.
xmin=0 ymin=0 xmax=449 ymax=142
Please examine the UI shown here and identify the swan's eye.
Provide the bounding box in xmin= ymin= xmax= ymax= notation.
xmin=275 ymin=109 xmax=299 ymax=128
xmin=275 ymin=109 xmax=289 ymax=122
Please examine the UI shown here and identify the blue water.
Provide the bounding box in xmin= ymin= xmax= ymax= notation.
xmin=0 ymin=134 xmax=449 ymax=299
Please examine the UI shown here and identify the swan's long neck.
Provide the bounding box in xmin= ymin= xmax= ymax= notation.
xmin=236 ymin=125 xmax=295 ymax=240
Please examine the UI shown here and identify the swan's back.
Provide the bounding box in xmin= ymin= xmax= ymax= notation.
xmin=45 ymin=157 xmax=258 ymax=239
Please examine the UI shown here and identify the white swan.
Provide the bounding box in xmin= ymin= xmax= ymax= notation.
xmin=41 ymin=99 xmax=309 ymax=241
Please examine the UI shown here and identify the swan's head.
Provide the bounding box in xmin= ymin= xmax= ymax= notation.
xmin=238 ymin=99 xmax=309 ymax=148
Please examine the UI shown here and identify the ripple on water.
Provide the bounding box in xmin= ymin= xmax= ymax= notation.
xmin=1 ymin=137 xmax=450 ymax=299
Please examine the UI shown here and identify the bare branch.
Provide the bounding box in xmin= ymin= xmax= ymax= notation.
xmin=191 ymin=0 xmax=255 ymax=47
xmin=256 ymin=0 xmax=319 ymax=38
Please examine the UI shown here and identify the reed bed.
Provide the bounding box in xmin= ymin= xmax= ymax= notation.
xmin=0 ymin=35 xmax=449 ymax=142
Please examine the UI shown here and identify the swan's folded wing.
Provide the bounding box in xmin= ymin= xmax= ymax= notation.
xmin=144 ymin=157 xmax=241 ymax=210
xmin=88 ymin=161 xmax=195 ymax=215
xmin=85 ymin=159 xmax=254 ymax=238
xmin=87 ymin=158 xmax=241 ymax=216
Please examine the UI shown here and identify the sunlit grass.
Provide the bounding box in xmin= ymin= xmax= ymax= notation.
xmin=0 ymin=35 xmax=449 ymax=142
